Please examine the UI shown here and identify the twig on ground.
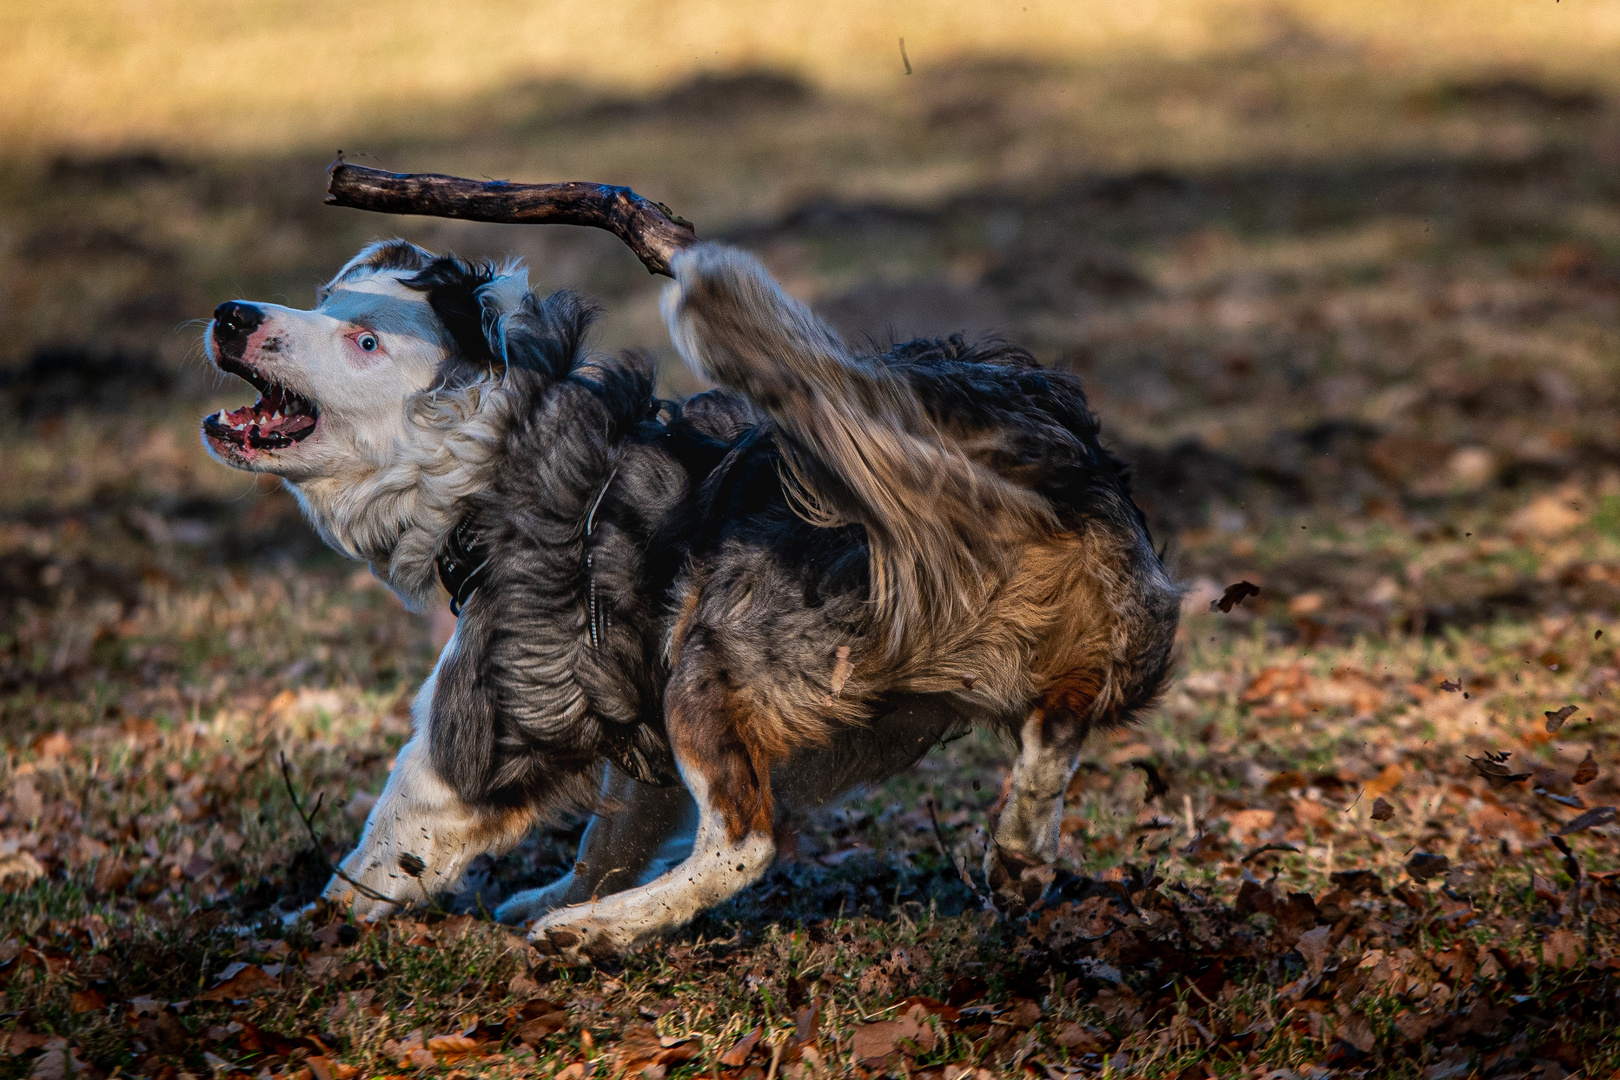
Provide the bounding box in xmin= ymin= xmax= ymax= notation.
xmin=926 ymin=796 xmax=993 ymax=905
xmin=278 ymin=752 xmax=400 ymax=908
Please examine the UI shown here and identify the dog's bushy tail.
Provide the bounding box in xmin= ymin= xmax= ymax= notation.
xmin=663 ymin=244 xmax=1049 ymax=660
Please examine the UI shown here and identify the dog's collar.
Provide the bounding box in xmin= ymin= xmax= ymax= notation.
xmin=435 ymin=514 xmax=490 ymax=617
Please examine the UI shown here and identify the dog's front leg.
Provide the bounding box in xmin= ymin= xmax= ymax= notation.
xmin=325 ymin=680 xmax=535 ymax=921
xmin=985 ymin=689 xmax=1095 ymax=918
xmin=494 ymin=764 xmax=697 ymax=926
xmin=527 ymin=641 xmax=775 ymax=961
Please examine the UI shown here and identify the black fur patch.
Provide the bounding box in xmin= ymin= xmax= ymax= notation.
xmin=405 ymin=257 xmax=499 ymax=371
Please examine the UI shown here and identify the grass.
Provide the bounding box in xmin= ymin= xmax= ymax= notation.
xmin=6 ymin=8 xmax=1620 ymax=1077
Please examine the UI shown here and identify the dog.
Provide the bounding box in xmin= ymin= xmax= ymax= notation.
xmin=201 ymin=238 xmax=1180 ymax=959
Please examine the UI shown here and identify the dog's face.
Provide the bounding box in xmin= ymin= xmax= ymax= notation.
xmin=201 ymin=241 xmax=492 ymax=482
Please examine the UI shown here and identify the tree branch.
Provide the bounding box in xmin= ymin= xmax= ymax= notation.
xmin=325 ymin=161 xmax=699 ymax=277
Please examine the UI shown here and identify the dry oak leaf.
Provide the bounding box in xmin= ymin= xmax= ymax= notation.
xmin=851 ymin=1006 xmax=938 ymax=1064
xmin=1212 ymin=581 xmax=1260 ymax=613
xmin=1054 ymin=1023 xmax=1108 ymax=1052
xmin=1574 ymin=750 xmax=1599 ymax=786
xmin=1545 ymin=705 xmax=1578 ymax=733
xmin=68 ymin=989 xmax=106 ymax=1014
xmin=1557 ymin=806 xmax=1616 ymax=835
xmin=1296 ymin=925 xmax=1333 ymax=973
xmin=197 ymin=962 xmax=280 ymax=1002
xmin=718 ymin=1028 xmax=760 ymax=1067
xmin=1545 ymin=928 xmax=1584 ymax=968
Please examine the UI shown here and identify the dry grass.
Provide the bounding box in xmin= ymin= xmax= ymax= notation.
xmin=7 ymin=0 xmax=1620 ymax=155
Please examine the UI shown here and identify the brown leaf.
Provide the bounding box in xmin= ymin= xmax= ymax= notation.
xmin=851 ymin=1008 xmax=937 ymax=1064
xmin=1054 ymin=1023 xmax=1107 ymax=1052
xmin=1330 ymin=869 xmax=1386 ymax=895
xmin=1545 ymin=928 xmax=1584 ymax=967
xmin=1211 ymin=581 xmax=1260 ymax=613
xmin=1532 ymin=873 xmax=1561 ymax=905
xmin=92 ymin=857 xmax=134 ymax=896
xmin=1295 ymin=925 xmax=1333 ymax=973
xmin=1406 ymin=852 xmax=1450 ymax=882
xmin=1557 ymin=806 xmax=1616 ymax=835
xmin=1469 ymin=751 xmax=1531 ymax=788
xmin=514 ymin=998 xmax=570 ymax=1045
xmin=69 ymin=988 xmax=106 ymax=1013
xmin=1545 ymin=705 xmax=1578 ymax=733
xmin=1438 ymin=678 xmax=1463 ymax=692
xmin=1370 ymin=797 xmax=1395 ymax=821
xmin=424 ymin=1034 xmax=483 ymax=1061
xmin=998 ymin=998 xmax=1042 ymax=1029
xmin=1574 ymin=750 xmax=1600 ymax=785
xmin=718 ymin=1028 xmax=760 ymax=1067
xmin=197 ymin=962 xmax=280 ymax=1002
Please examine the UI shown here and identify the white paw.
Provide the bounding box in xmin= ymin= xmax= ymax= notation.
xmin=322 ymin=874 xmax=403 ymax=924
xmin=493 ymin=877 xmax=574 ymax=926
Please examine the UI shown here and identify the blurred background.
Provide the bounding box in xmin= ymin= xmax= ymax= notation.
xmin=5 ymin=0 xmax=1620 ymax=929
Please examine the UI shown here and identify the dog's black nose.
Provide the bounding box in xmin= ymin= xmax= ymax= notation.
xmin=212 ymin=301 xmax=263 ymax=355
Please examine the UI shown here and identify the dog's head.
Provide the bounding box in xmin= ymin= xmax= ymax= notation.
xmin=201 ymin=239 xmax=528 ymax=482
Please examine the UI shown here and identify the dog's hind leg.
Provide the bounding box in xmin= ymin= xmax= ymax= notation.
xmin=527 ymin=638 xmax=777 ymax=960
xmin=984 ymin=671 xmax=1103 ymax=917
xmin=494 ymin=765 xmax=698 ymax=926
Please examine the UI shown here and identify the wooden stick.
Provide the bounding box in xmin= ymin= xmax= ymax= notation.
xmin=325 ymin=161 xmax=699 ymax=277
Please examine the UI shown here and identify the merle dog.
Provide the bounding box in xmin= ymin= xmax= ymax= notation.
xmin=201 ymin=240 xmax=1179 ymax=959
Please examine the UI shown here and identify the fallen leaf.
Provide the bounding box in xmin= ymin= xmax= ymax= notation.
xmin=197 ymin=962 xmax=281 ymax=1002
xmin=1054 ymin=1023 xmax=1107 ymax=1052
xmin=1212 ymin=581 xmax=1260 ymax=613
xmin=0 ymin=852 xmax=45 ymax=889
xmin=425 ymin=1034 xmax=483 ymax=1061
xmin=1330 ymin=869 xmax=1385 ymax=895
xmin=1545 ymin=928 xmax=1583 ymax=967
xmin=1557 ymin=806 xmax=1616 ymax=835
xmin=28 ymin=1044 xmax=92 ymax=1080
xmin=1532 ymin=873 xmax=1561 ymax=905
xmin=1295 ymin=925 xmax=1333 ymax=972
xmin=718 ymin=1028 xmax=760 ymax=1067
xmin=69 ymin=988 xmax=106 ymax=1013
xmin=1370 ymin=797 xmax=1395 ymax=821
xmin=1406 ymin=852 xmax=1450 ymax=882
xmin=1545 ymin=705 xmax=1578 ymax=733
xmin=851 ymin=1008 xmax=937 ymax=1064
xmin=1574 ymin=750 xmax=1599 ymax=786
xmin=1469 ymin=751 xmax=1532 ymax=788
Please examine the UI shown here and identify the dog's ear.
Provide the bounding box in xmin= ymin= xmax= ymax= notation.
xmin=405 ymin=256 xmax=500 ymax=371
xmin=320 ymin=239 xmax=436 ymax=302
xmin=483 ymin=288 xmax=602 ymax=382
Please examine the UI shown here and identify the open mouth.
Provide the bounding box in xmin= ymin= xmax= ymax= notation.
xmin=203 ymin=356 xmax=318 ymax=450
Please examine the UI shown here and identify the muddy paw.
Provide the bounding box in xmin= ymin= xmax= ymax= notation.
xmin=527 ymin=915 xmax=627 ymax=964
xmin=986 ymin=847 xmax=1056 ymax=919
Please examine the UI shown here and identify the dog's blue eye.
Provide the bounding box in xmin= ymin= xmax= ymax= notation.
xmin=358 ymin=334 xmax=378 ymax=352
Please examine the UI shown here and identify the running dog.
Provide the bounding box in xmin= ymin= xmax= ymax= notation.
xmin=201 ymin=239 xmax=1180 ymax=959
